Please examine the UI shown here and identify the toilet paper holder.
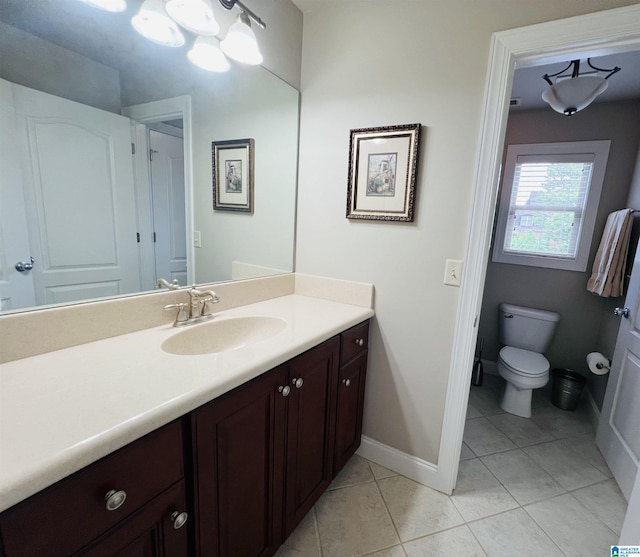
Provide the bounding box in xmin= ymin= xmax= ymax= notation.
xmin=587 ymin=352 xmax=611 ymax=375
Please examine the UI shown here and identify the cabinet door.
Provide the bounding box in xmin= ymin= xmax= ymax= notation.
xmin=334 ymin=351 xmax=368 ymax=475
xmin=78 ymin=480 xmax=189 ymax=557
xmin=192 ymin=366 xmax=288 ymax=557
xmin=284 ymin=338 xmax=339 ymax=537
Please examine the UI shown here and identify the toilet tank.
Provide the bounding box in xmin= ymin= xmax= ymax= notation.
xmin=498 ymin=303 xmax=560 ymax=353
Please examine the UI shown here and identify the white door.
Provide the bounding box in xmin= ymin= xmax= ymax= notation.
xmin=0 ymin=80 xmax=36 ymax=311
xmin=596 ymin=241 xmax=640 ymax=500
xmin=11 ymin=82 xmax=141 ymax=306
xmin=149 ymin=129 xmax=187 ymax=286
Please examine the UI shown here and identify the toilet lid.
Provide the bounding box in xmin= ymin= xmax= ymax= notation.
xmin=499 ymin=346 xmax=549 ymax=376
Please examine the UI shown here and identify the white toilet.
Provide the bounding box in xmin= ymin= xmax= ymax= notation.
xmin=497 ymin=303 xmax=560 ymax=418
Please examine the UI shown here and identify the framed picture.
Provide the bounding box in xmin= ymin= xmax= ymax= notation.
xmin=212 ymin=138 xmax=254 ymax=213
xmin=346 ymin=123 xmax=421 ymax=221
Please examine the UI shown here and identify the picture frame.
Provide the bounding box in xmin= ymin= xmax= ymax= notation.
xmin=212 ymin=138 xmax=254 ymax=213
xmin=346 ymin=123 xmax=421 ymax=221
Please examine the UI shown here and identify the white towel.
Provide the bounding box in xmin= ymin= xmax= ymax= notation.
xmin=587 ymin=208 xmax=634 ymax=297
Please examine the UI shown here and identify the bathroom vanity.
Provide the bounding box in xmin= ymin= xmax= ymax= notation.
xmin=0 ymin=288 xmax=372 ymax=557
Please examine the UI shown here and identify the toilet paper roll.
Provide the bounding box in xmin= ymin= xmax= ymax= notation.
xmin=587 ymin=352 xmax=610 ymax=375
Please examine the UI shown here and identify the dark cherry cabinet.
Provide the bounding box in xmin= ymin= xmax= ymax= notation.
xmin=191 ymin=365 xmax=288 ymax=557
xmin=0 ymin=320 xmax=370 ymax=557
xmin=284 ymin=337 xmax=339 ymax=537
xmin=0 ymin=420 xmax=189 ymax=557
xmin=191 ymin=337 xmax=340 ymax=555
xmin=334 ymin=320 xmax=369 ymax=475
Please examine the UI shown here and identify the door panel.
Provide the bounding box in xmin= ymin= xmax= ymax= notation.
xmin=597 ymin=239 xmax=640 ymax=500
xmin=0 ymin=79 xmax=35 ymax=310
xmin=150 ymin=130 xmax=186 ymax=286
xmin=12 ymin=82 xmax=140 ymax=305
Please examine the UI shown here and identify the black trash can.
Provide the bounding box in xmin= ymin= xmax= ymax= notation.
xmin=551 ymin=369 xmax=586 ymax=411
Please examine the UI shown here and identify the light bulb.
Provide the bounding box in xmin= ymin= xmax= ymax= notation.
xmin=220 ymin=12 xmax=263 ymax=65
xmin=165 ymin=0 xmax=220 ymax=36
xmin=131 ymin=0 xmax=185 ymax=47
xmin=188 ymin=36 xmax=230 ymax=72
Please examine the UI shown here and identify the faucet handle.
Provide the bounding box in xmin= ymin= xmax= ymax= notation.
xmin=201 ymin=292 xmax=220 ymax=317
xmin=164 ymin=302 xmax=189 ymax=327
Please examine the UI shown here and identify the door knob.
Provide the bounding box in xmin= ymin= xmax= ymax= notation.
xmin=614 ymin=307 xmax=630 ymax=318
xmin=15 ymin=257 xmax=34 ymax=272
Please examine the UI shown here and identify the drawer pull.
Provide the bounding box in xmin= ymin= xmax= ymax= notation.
xmin=355 ymin=338 xmax=364 ymax=347
xmin=292 ymin=377 xmax=304 ymax=389
xmin=342 ymin=378 xmax=351 ymax=387
xmin=278 ymin=385 xmax=291 ymax=397
xmin=171 ymin=511 xmax=189 ymax=530
xmin=104 ymin=489 xmax=127 ymax=511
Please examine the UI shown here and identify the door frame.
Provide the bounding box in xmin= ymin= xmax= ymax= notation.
xmin=439 ymin=5 xmax=640 ymax=495
xmin=122 ymin=96 xmax=195 ymax=286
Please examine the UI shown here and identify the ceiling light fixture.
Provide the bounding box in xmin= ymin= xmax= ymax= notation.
xmin=165 ymin=0 xmax=220 ymax=36
xmin=541 ymin=58 xmax=621 ymax=116
xmin=131 ymin=0 xmax=185 ymax=47
xmin=79 ymin=0 xmax=127 ymax=12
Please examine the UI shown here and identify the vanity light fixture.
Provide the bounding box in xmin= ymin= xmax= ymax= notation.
xmin=541 ymin=58 xmax=621 ymax=116
xmin=188 ymin=36 xmax=230 ymax=72
xmin=165 ymin=0 xmax=220 ymax=36
xmin=131 ymin=0 xmax=185 ymax=47
xmin=126 ymin=0 xmax=266 ymax=68
xmin=220 ymin=11 xmax=263 ymax=65
xmin=79 ymin=0 xmax=127 ymax=12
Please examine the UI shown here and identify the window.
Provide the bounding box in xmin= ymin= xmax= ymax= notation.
xmin=492 ymin=141 xmax=610 ymax=271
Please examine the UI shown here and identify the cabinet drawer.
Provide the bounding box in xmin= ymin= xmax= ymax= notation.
xmin=0 ymin=420 xmax=184 ymax=557
xmin=340 ymin=321 xmax=369 ymax=363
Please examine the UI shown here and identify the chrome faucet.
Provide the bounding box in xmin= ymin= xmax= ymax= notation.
xmin=164 ymin=285 xmax=220 ymax=327
xmin=156 ymin=278 xmax=180 ymax=290
xmin=188 ymin=285 xmax=220 ymax=320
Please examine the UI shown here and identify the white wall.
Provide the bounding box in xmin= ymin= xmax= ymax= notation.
xmin=295 ymin=0 xmax=640 ymax=465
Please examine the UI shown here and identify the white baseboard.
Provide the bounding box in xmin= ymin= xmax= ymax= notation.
xmin=356 ymin=435 xmax=450 ymax=494
xmin=585 ymin=387 xmax=601 ymax=432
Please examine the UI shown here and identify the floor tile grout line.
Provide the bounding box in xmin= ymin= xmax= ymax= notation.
xmin=311 ymin=507 xmax=324 ymax=557
xmin=369 ymin=462 xmax=404 ymax=550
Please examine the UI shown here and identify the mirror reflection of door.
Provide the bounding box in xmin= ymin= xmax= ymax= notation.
xmin=148 ymin=127 xmax=187 ymax=287
xmin=0 ymin=79 xmax=36 ymax=311
xmin=1 ymin=78 xmax=141 ymax=310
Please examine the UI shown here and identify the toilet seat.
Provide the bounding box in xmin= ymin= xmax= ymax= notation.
xmin=499 ymin=346 xmax=549 ymax=377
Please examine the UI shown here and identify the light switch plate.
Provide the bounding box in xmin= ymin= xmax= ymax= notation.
xmin=444 ymin=259 xmax=463 ymax=287
xmin=194 ymin=230 xmax=202 ymax=248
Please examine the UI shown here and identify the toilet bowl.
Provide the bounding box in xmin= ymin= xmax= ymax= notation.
xmin=497 ymin=304 xmax=560 ymax=418
xmin=498 ymin=346 xmax=550 ymax=417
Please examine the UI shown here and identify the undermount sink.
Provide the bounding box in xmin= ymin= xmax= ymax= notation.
xmin=161 ymin=316 xmax=287 ymax=356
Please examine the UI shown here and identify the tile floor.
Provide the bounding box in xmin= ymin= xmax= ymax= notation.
xmin=275 ymin=374 xmax=627 ymax=557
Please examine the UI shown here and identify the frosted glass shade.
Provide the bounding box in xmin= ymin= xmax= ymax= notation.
xmin=542 ymin=76 xmax=608 ymax=116
xmin=79 ymin=0 xmax=127 ymax=12
xmin=165 ymin=0 xmax=220 ymax=36
xmin=188 ymin=36 xmax=230 ymax=72
xmin=220 ymin=13 xmax=263 ymax=65
xmin=131 ymin=0 xmax=185 ymax=47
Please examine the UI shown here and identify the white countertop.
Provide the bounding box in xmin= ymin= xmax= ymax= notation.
xmin=0 ymin=294 xmax=374 ymax=512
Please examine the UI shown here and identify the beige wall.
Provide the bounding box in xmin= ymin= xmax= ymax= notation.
xmin=295 ymin=0 xmax=640 ymax=464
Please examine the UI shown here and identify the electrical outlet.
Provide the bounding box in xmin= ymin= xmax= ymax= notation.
xmin=193 ymin=230 xmax=202 ymax=248
xmin=444 ymin=259 xmax=463 ymax=287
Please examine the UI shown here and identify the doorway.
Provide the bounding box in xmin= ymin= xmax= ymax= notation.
xmin=437 ymin=4 xmax=640 ymax=499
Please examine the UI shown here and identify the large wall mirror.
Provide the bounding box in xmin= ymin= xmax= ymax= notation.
xmin=0 ymin=0 xmax=299 ymax=314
